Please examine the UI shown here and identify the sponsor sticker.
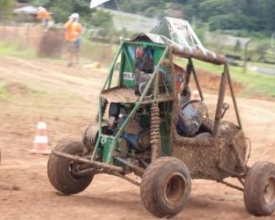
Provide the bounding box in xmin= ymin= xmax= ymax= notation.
xmin=123 ymin=72 xmax=134 ymax=80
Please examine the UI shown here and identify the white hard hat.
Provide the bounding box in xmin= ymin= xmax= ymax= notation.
xmin=69 ymin=13 xmax=79 ymax=19
xmin=191 ymin=90 xmax=200 ymax=100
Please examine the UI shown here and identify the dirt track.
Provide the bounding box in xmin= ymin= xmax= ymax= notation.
xmin=0 ymin=56 xmax=275 ymax=220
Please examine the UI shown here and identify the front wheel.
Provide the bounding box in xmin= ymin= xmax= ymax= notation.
xmin=47 ymin=139 xmax=94 ymax=195
xmin=140 ymin=157 xmax=191 ymax=218
xmin=244 ymin=161 xmax=275 ymax=216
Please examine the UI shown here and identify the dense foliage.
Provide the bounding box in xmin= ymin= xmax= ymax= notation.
xmin=15 ymin=0 xmax=275 ymax=35
xmin=106 ymin=0 xmax=275 ymax=35
xmin=0 ymin=0 xmax=16 ymax=19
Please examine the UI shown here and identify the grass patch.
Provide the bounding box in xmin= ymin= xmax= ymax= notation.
xmin=81 ymin=38 xmax=117 ymax=66
xmin=191 ymin=59 xmax=275 ymax=98
xmin=0 ymin=34 xmax=274 ymax=99
xmin=0 ymin=41 xmax=36 ymax=58
xmin=0 ymin=81 xmax=7 ymax=97
xmin=248 ymin=62 xmax=275 ymax=68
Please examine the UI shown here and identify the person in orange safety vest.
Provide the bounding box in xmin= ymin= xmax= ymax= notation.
xmin=37 ymin=6 xmax=50 ymax=28
xmin=63 ymin=13 xmax=83 ymax=67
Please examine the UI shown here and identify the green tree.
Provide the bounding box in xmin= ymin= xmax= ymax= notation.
xmin=90 ymin=10 xmax=113 ymax=31
xmin=30 ymin=0 xmax=51 ymax=7
xmin=199 ymin=0 xmax=237 ymax=21
xmin=74 ymin=0 xmax=93 ymax=22
xmin=15 ymin=0 xmax=275 ymax=35
xmin=49 ymin=0 xmax=74 ymax=23
xmin=256 ymin=0 xmax=275 ymax=33
xmin=0 ymin=0 xmax=16 ymax=20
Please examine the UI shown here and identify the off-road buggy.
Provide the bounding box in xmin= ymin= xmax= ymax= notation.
xmin=47 ymin=18 xmax=275 ymax=218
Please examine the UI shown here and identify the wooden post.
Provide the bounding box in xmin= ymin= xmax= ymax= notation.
xmin=243 ymin=39 xmax=252 ymax=73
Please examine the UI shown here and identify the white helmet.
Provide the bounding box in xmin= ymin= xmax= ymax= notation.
xmin=69 ymin=13 xmax=79 ymax=20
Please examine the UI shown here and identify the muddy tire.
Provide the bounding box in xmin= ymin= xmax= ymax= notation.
xmin=47 ymin=139 xmax=94 ymax=195
xmin=244 ymin=161 xmax=275 ymax=216
xmin=82 ymin=124 xmax=99 ymax=153
xmin=140 ymin=157 xmax=191 ymax=218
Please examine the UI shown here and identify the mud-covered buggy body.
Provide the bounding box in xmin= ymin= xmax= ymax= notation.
xmin=48 ymin=32 xmax=275 ymax=218
xmin=83 ymin=33 xmax=246 ymax=181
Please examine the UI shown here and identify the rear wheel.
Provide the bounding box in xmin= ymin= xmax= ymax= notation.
xmin=140 ymin=157 xmax=191 ymax=218
xmin=47 ymin=139 xmax=94 ymax=195
xmin=244 ymin=161 xmax=275 ymax=216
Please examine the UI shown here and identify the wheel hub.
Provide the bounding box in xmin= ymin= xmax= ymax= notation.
xmin=264 ymin=177 xmax=275 ymax=204
xmin=164 ymin=172 xmax=187 ymax=206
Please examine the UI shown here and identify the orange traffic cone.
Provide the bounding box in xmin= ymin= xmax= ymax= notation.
xmin=30 ymin=121 xmax=51 ymax=155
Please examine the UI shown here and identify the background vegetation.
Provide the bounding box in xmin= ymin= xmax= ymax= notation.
xmin=13 ymin=0 xmax=275 ymax=37
xmin=0 ymin=0 xmax=274 ymax=98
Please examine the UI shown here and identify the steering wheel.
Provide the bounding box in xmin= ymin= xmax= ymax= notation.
xmin=180 ymin=99 xmax=202 ymax=111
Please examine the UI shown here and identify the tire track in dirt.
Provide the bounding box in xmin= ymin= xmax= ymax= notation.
xmin=0 ymin=56 xmax=105 ymax=102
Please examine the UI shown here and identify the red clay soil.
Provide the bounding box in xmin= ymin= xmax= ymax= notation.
xmin=0 ymin=56 xmax=274 ymax=220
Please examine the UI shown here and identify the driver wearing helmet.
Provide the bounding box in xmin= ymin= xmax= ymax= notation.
xmin=177 ymin=90 xmax=207 ymax=137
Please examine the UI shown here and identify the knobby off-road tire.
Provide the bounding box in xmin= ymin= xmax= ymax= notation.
xmin=244 ymin=161 xmax=275 ymax=216
xmin=47 ymin=139 xmax=94 ymax=195
xmin=140 ymin=157 xmax=191 ymax=218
